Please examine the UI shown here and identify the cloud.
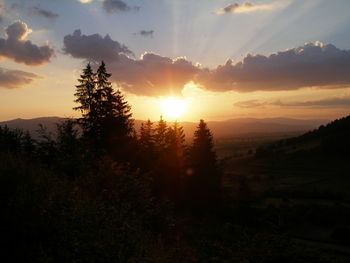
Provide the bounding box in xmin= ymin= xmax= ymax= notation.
xmin=28 ymin=7 xmax=59 ymax=19
xmin=197 ymin=42 xmax=350 ymax=92
xmin=63 ymin=29 xmax=133 ymax=61
xmin=63 ymin=29 xmax=350 ymax=96
xmin=0 ymin=20 xmax=55 ymax=65
xmin=216 ymin=1 xmax=290 ymax=14
xmin=0 ymin=3 xmax=4 ymax=23
xmin=103 ymin=0 xmax=140 ymax=13
xmin=107 ymin=53 xmax=200 ymax=96
xmin=274 ymin=97 xmax=350 ymax=107
xmin=234 ymin=100 xmax=267 ymax=108
xmin=137 ymin=30 xmax=154 ymax=38
xmin=76 ymin=0 xmax=93 ymax=3
xmin=0 ymin=67 xmax=39 ymax=89
xmin=11 ymin=3 xmax=58 ymax=20
xmin=63 ymin=30 xmax=200 ymax=96
xmin=235 ymin=97 xmax=350 ymax=108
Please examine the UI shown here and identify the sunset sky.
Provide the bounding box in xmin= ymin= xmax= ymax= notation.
xmin=1 ymin=0 xmax=350 ymax=121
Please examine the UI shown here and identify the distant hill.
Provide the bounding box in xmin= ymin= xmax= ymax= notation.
xmin=257 ymin=115 xmax=350 ymax=156
xmin=0 ymin=116 xmax=328 ymax=139
xmin=0 ymin=117 xmax=64 ymax=134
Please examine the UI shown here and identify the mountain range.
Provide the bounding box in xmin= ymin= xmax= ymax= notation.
xmin=0 ymin=116 xmax=328 ymax=139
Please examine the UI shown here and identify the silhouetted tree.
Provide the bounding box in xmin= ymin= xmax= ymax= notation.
xmin=154 ymin=116 xmax=167 ymax=154
xmin=165 ymin=121 xmax=186 ymax=202
xmin=0 ymin=125 xmax=23 ymax=153
xmin=188 ymin=119 xmax=221 ymax=208
xmin=56 ymin=119 xmax=81 ymax=178
xmin=139 ymin=120 xmax=155 ymax=151
xmin=36 ymin=124 xmax=57 ymax=166
xmin=137 ymin=120 xmax=157 ymax=171
xmin=74 ymin=63 xmax=99 ymax=140
xmin=21 ymin=131 xmax=35 ymax=156
xmin=105 ymin=88 xmax=135 ymax=162
xmin=74 ymin=62 xmax=135 ymax=161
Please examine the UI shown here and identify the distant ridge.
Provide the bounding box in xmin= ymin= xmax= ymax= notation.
xmin=257 ymin=115 xmax=350 ymax=156
xmin=0 ymin=116 xmax=329 ymax=139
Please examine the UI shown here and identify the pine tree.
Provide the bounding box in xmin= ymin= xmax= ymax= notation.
xmin=166 ymin=121 xmax=185 ymax=158
xmin=96 ymin=62 xmax=134 ymax=159
xmin=74 ymin=62 xmax=134 ymax=160
xmin=74 ymin=63 xmax=98 ymax=135
xmin=188 ymin=119 xmax=221 ymax=208
xmin=154 ymin=116 xmax=167 ymax=153
xmin=138 ymin=120 xmax=157 ymax=170
xmin=157 ymin=121 xmax=186 ymax=202
xmin=96 ymin=61 xmax=114 ymax=119
xmin=189 ymin=120 xmax=216 ymax=169
xmin=113 ymin=89 xmax=134 ymax=138
xmin=139 ymin=119 xmax=155 ymax=152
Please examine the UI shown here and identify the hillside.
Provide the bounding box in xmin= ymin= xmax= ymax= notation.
xmin=257 ymin=115 xmax=350 ymax=156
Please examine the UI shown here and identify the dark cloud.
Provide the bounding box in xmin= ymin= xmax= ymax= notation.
xmin=0 ymin=67 xmax=39 ymax=89
xmin=63 ymin=30 xmax=200 ymax=96
xmin=28 ymin=7 xmax=59 ymax=19
xmin=138 ymin=30 xmax=154 ymax=38
xmin=235 ymin=97 xmax=350 ymax=108
xmin=63 ymin=29 xmax=133 ymax=61
xmin=103 ymin=0 xmax=140 ymax=13
xmin=0 ymin=20 xmax=55 ymax=65
xmin=11 ymin=3 xmax=59 ymax=20
xmin=63 ymin=29 xmax=350 ymax=96
xmin=197 ymin=42 xmax=350 ymax=92
xmin=107 ymin=53 xmax=200 ymax=96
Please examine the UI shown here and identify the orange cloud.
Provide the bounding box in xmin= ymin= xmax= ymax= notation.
xmin=216 ymin=1 xmax=291 ymax=14
xmin=0 ymin=67 xmax=39 ymax=89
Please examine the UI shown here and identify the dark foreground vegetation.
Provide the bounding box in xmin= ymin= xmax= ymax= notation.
xmin=1 ymin=62 xmax=349 ymax=262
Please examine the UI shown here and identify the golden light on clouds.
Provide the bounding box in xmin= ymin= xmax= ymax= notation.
xmin=216 ymin=0 xmax=292 ymax=15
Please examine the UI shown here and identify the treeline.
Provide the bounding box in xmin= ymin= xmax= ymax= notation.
xmin=1 ymin=61 xmax=221 ymax=208
xmin=0 ymin=62 xmax=222 ymax=261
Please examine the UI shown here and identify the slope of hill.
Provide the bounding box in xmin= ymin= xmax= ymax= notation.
xmin=258 ymin=115 xmax=350 ymax=156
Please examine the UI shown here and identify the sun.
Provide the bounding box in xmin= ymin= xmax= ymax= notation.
xmin=160 ymin=97 xmax=188 ymax=119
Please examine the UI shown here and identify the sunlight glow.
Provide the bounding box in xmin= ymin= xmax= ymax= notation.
xmin=160 ymin=97 xmax=187 ymax=119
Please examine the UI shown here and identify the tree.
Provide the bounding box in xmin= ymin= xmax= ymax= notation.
xmin=139 ymin=120 xmax=155 ymax=153
xmin=165 ymin=121 xmax=186 ymax=202
xmin=56 ymin=119 xmax=81 ymax=178
xmin=154 ymin=116 xmax=167 ymax=154
xmin=22 ymin=131 xmax=35 ymax=156
xmin=138 ymin=120 xmax=156 ymax=170
xmin=96 ymin=61 xmax=114 ymax=119
xmin=74 ymin=63 xmax=98 ymax=137
xmin=188 ymin=119 xmax=221 ymax=208
xmin=73 ymin=62 xmax=135 ymax=161
xmin=165 ymin=121 xmax=186 ymax=161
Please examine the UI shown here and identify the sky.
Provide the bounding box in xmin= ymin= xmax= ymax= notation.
xmin=0 ymin=0 xmax=350 ymax=122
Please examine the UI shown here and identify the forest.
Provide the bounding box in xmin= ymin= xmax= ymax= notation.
xmin=1 ymin=62 xmax=350 ymax=262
